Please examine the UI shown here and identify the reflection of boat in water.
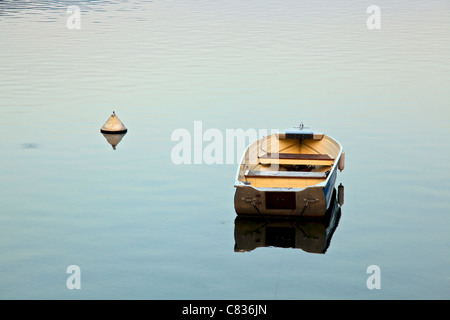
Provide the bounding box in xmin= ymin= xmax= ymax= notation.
xmin=234 ymin=125 xmax=344 ymax=218
xmin=234 ymin=186 xmax=343 ymax=254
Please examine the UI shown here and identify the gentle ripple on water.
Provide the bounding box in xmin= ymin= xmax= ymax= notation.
xmin=0 ymin=0 xmax=449 ymax=299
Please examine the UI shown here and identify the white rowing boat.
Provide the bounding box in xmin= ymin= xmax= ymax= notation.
xmin=234 ymin=125 xmax=344 ymax=218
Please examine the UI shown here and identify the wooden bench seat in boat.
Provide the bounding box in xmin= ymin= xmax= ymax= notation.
xmin=244 ymin=170 xmax=328 ymax=188
xmin=258 ymin=153 xmax=334 ymax=166
xmin=245 ymin=170 xmax=328 ymax=179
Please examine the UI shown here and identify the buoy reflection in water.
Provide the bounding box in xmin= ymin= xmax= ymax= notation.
xmin=102 ymin=132 xmax=127 ymax=150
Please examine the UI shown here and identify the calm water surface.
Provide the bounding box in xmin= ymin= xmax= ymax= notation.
xmin=0 ymin=0 xmax=449 ymax=299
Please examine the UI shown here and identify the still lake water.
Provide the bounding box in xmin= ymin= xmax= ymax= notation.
xmin=0 ymin=0 xmax=449 ymax=299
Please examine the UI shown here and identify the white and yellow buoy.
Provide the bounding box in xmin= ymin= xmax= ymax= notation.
xmin=100 ymin=111 xmax=127 ymax=134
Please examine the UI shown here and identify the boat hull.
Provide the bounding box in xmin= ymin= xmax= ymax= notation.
xmin=234 ymin=166 xmax=336 ymax=218
xmin=234 ymin=127 xmax=342 ymax=218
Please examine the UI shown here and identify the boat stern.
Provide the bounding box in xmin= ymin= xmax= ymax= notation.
xmin=234 ymin=185 xmax=328 ymax=218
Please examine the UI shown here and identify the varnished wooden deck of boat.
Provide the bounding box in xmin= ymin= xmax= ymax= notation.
xmin=236 ymin=133 xmax=341 ymax=189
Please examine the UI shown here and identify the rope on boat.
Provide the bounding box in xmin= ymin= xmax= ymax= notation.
xmin=299 ymin=203 xmax=309 ymax=216
xmin=250 ymin=198 xmax=271 ymax=224
xmin=294 ymin=204 xmax=309 ymax=227
xmin=295 ymin=198 xmax=318 ymax=225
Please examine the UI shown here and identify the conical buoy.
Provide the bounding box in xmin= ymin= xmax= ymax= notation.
xmin=100 ymin=111 xmax=127 ymax=134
